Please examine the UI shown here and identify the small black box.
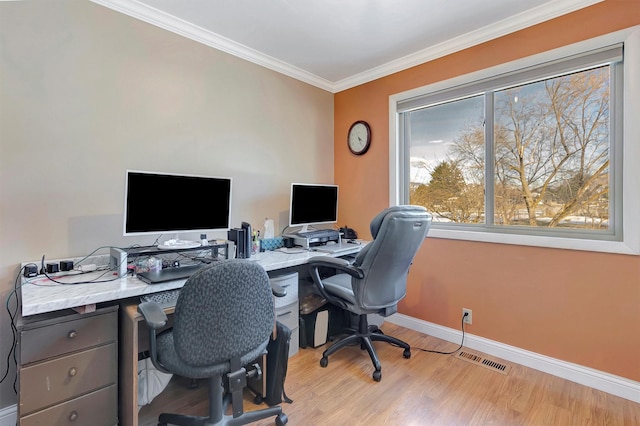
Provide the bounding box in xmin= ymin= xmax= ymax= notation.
xmin=60 ymin=260 xmax=74 ymax=271
xmin=23 ymin=265 xmax=38 ymax=278
xmin=46 ymin=263 xmax=60 ymax=274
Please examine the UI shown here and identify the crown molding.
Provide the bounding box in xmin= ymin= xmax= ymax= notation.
xmin=89 ymin=0 xmax=335 ymax=91
xmin=332 ymin=0 xmax=604 ymax=91
xmin=91 ymin=0 xmax=603 ymax=93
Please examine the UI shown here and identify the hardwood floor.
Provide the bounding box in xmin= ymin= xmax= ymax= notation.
xmin=138 ymin=323 xmax=640 ymax=425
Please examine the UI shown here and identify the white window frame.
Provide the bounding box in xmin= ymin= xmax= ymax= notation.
xmin=389 ymin=26 xmax=640 ymax=255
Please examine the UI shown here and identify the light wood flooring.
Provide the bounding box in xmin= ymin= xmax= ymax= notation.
xmin=138 ymin=323 xmax=640 ymax=425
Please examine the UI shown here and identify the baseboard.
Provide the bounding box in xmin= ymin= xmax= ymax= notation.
xmin=0 ymin=404 xmax=16 ymax=426
xmin=387 ymin=314 xmax=640 ymax=403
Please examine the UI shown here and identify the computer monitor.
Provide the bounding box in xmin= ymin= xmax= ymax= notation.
xmin=123 ymin=170 xmax=232 ymax=246
xmin=289 ymin=183 xmax=338 ymax=233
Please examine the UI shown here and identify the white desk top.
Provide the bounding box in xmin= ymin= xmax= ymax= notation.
xmin=21 ymin=244 xmax=363 ymax=317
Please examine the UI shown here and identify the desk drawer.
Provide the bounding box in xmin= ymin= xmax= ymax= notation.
xmin=20 ymin=384 xmax=117 ymax=426
xmin=271 ymin=272 xmax=298 ymax=309
xmin=20 ymin=343 xmax=117 ymax=415
xmin=21 ymin=310 xmax=117 ymax=364
xmin=276 ymin=301 xmax=298 ymax=332
xmin=276 ymin=301 xmax=299 ymax=357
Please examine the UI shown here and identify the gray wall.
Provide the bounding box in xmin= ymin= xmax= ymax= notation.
xmin=0 ymin=0 xmax=333 ymax=409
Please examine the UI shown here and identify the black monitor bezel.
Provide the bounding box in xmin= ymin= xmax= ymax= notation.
xmin=123 ymin=170 xmax=232 ymax=237
xmin=288 ymin=183 xmax=339 ymax=228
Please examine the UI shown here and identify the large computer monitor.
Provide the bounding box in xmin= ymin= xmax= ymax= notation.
xmin=123 ymin=170 xmax=232 ymax=246
xmin=289 ymin=183 xmax=338 ymax=233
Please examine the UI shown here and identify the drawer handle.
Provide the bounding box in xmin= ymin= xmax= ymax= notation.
xmin=67 ymin=330 xmax=77 ymax=339
xmin=68 ymin=411 xmax=78 ymax=422
xmin=68 ymin=367 xmax=77 ymax=377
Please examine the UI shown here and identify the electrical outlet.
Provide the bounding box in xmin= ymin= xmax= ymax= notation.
xmin=462 ymin=308 xmax=472 ymax=324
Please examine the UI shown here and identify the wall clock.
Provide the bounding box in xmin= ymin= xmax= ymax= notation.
xmin=348 ymin=120 xmax=371 ymax=155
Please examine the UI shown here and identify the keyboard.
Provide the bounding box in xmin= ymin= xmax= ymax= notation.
xmin=137 ymin=264 xmax=203 ymax=284
xmin=140 ymin=289 xmax=180 ymax=310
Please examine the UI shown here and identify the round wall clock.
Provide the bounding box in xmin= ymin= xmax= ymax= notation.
xmin=348 ymin=120 xmax=371 ymax=155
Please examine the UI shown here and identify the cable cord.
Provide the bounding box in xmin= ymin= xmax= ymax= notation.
xmin=411 ymin=312 xmax=467 ymax=355
xmin=383 ymin=312 xmax=467 ymax=355
xmin=0 ymin=264 xmax=33 ymax=392
xmin=39 ymin=255 xmax=119 ymax=285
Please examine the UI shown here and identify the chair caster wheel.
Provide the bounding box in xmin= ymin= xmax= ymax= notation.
xmin=253 ymin=395 xmax=263 ymax=405
xmin=276 ymin=413 xmax=289 ymax=425
xmin=320 ymin=357 xmax=328 ymax=368
xmin=373 ymin=370 xmax=382 ymax=382
xmin=403 ymin=349 xmax=411 ymax=359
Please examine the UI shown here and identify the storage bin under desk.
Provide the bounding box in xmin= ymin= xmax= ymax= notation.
xmin=270 ymin=271 xmax=299 ymax=357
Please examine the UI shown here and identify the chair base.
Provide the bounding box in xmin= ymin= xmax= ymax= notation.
xmin=320 ymin=314 xmax=411 ymax=382
xmin=157 ymin=375 xmax=287 ymax=426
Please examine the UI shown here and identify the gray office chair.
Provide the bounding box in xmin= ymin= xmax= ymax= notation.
xmin=137 ymin=259 xmax=288 ymax=426
xmin=308 ymin=205 xmax=432 ymax=381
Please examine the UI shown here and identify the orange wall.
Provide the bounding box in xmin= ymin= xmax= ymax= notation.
xmin=334 ymin=0 xmax=640 ymax=381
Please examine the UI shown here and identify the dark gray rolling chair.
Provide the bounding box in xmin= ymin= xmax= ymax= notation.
xmin=308 ymin=205 xmax=432 ymax=381
xmin=137 ymin=259 xmax=288 ymax=426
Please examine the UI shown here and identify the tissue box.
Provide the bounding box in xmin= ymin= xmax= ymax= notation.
xmin=260 ymin=237 xmax=284 ymax=251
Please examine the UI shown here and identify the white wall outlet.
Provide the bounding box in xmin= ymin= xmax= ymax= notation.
xmin=462 ymin=308 xmax=472 ymax=324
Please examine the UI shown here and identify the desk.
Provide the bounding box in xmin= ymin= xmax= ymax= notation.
xmin=20 ymin=243 xmax=365 ymax=426
xmin=21 ymin=247 xmax=362 ymax=316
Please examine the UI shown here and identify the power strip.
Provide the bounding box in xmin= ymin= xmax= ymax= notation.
xmin=78 ymin=264 xmax=97 ymax=272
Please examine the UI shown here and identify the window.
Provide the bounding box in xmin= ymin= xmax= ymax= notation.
xmin=389 ymin=28 xmax=640 ymax=254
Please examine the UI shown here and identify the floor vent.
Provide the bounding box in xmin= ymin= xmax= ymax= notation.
xmin=454 ymin=350 xmax=511 ymax=375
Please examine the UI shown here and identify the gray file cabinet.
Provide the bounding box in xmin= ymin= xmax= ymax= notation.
xmin=270 ymin=271 xmax=299 ymax=357
xmin=18 ymin=305 xmax=119 ymax=426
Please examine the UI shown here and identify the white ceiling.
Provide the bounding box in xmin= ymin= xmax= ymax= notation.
xmin=91 ymin=0 xmax=602 ymax=92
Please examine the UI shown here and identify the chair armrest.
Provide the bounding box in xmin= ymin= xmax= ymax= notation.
xmin=137 ymin=301 xmax=168 ymax=329
xmin=308 ymin=256 xmax=364 ymax=310
xmin=307 ymin=256 xmax=364 ymax=279
xmin=137 ymin=301 xmax=171 ymax=374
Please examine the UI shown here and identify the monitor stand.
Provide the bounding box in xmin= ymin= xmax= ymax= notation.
xmin=297 ymin=224 xmax=312 ymax=234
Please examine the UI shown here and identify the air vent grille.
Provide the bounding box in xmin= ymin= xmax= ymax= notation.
xmin=454 ymin=350 xmax=511 ymax=375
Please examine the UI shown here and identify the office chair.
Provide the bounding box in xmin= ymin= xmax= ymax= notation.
xmin=308 ymin=205 xmax=432 ymax=382
xmin=137 ymin=259 xmax=288 ymax=426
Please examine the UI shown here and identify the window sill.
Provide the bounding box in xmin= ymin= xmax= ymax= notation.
xmin=427 ymin=228 xmax=638 ymax=255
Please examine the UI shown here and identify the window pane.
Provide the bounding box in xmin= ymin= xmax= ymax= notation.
xmin=493 ymin=66 xmax=610 ymax=230
xmin=408 ymin=95 xmax=485 ymax=223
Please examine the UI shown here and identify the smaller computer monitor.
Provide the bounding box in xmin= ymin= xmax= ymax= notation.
xmin=289 ymin=183 xmax=338 ymax=232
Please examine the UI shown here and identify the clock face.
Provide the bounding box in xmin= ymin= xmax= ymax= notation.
xmin=348 ymin=121 xmax=371 ymax=155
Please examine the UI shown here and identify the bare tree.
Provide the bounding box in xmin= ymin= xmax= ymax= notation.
xmin=409 ymin=66 xmax=609 ymax=229
xmin=455 ymin=67 xmax=610 ymax=227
